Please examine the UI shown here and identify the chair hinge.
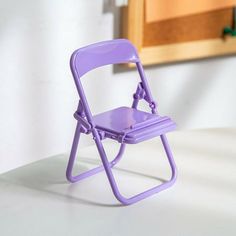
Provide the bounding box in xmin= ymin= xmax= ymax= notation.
xmin=133 ymin=82 xmax=146 ymax=100
xmin=73 ymin=111 xmax=92 ymax=134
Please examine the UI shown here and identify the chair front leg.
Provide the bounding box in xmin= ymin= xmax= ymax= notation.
xmin=93 ymin=131 xmax=177 ymax=205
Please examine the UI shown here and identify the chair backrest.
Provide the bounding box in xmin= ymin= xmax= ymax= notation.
xmin=70 ymin=39 xmax=140 ymax=77
xmin=70 ymin=39 xmax=155 ymax=122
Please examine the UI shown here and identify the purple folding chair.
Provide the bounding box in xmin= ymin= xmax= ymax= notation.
xmin=66 ymin=39 xmax=177 ymax=205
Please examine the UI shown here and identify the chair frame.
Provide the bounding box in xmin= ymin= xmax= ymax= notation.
xmin=66 ymin=39 xmax=177 ymax=205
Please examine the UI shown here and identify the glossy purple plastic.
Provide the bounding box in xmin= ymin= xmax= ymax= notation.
xmin=66 ymin=39 xmax=177 ymax=205
xmin=93 ymin=106 xmax=176 ymax=144
xmin=71 ymin=39 xmax=139 ymax=77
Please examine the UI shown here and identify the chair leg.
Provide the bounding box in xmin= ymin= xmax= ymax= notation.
xmin=66 ymin=122 xmax=125 ymax=183
xmin=67 ymin=124 xmax=177 ymax=205
xmin=93 ymin=132 xmax=177 ymax=205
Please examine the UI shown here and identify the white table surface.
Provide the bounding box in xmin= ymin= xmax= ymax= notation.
xmin=0 ymin=128 xmax=236 ymax=236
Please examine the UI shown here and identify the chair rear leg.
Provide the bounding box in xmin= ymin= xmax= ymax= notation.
xmin=66 ymin=122 xmax=125 ymax=183
xmin=66 ymin=122 xmax=81 ymax=182
xmin=93 ymin=132 xmax=177 ymax=205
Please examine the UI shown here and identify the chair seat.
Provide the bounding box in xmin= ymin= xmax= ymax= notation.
xmin=93 ymin=107 xmax=176 ymax=144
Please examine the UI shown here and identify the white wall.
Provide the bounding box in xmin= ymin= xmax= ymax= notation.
xmin=0 ymin=0 xmax=236 ymax=173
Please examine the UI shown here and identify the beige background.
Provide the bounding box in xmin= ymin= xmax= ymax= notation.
xmin=146 ymin=0 xmax=236 ymax=22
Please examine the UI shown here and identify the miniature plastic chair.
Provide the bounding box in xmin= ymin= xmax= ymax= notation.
xmin=66 ymin=39 xmax=177 ymax=205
